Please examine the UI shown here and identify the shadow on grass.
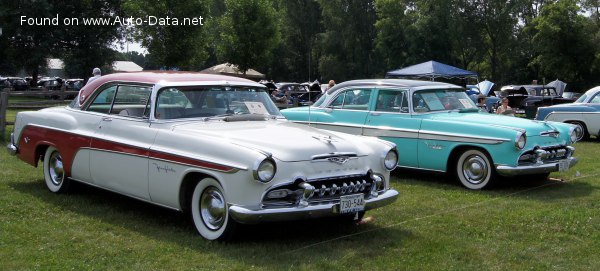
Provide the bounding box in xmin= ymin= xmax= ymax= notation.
xmin=8 ymin=178 xmax=409 ymax=266
xmin=391 ymin=168 xmax=596 ymax=201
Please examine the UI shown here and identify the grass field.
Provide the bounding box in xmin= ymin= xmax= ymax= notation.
xmin=1 ymin=116 xmax=599 ymax=269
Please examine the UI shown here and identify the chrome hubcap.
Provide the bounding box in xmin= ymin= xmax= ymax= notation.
xmin=574 ymin=124 xmax=584 ymax=141
xmin=49 ymin=151 xmax=64 ymax=186
xmin=200 ymin=187 xmax=225 ymax=230
xmin=463 ymin=155 xmax=488 ymax=184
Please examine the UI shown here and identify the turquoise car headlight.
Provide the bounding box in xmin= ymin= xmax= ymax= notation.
xmin=515 ymin=131 xmax=526 ymax=150
xmin=383 ymin=149 xmax=398 ymax=170
xmin=253 ymin=158 xmax=276 ymax=183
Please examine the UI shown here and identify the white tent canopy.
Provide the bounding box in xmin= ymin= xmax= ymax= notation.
xmin=112 ymin=61 xmax=143 ymax=72
xmin=201 ymin=63 xmax=265 ymax=79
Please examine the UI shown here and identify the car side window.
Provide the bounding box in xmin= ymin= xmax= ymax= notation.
xmin=375 ymin=89 xmax=408 ymax=113
xmin=112 ymin=86 xmax=152 ymax=118
xmin=330 ymin=89 xmax=371 ymax=110
xmin=87 ymin=85 xmax=151 ymax=117
xmin=590 ymin=93 xmax=600 ymax=103
xmin=88 ymin=85 xmax=117 ymax=114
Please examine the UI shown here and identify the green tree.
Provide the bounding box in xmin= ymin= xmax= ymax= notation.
xmin=1 ymin=0 xmax=57 ymax=82
xmin=266 ymin=0 xmax=323 ymax=82
xmin=374 ymin=0 xmax=410 ymax=72
xmin=531 ymin=0 xmax=595 ymax=89
xmin=318 ymin=0 xmax=378 ymax=81
xmin=1 ymin=0 xmax=122 ymax=80
xmin=124 ymin=0 xmax=209 ymax=70
xmin=470 ymin=0 xmax=521 ymax=83
xmin=216 ymin=0 xmax=281 ymax=74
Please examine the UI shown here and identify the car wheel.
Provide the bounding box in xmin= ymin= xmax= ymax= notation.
xmin=456 ymin=149 xmax=495 ymax=190
xmin=191 ymin=178 xmax=237 ymax=241
xmin=43 ymin=146 xmax=71 ymax=193
xmin=566 ymin=121 xmax=589 ymax=141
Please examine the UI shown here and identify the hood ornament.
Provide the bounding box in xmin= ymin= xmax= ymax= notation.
xmin=312 ymin=135 xmax=337 ymax=144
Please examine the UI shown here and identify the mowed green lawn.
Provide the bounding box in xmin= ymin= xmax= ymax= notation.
xmin=1 ymin=133 xmax=598 ymax=270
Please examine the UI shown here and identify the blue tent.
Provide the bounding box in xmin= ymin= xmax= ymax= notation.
xmin=386 ymin=60 xmax=478 ymax=80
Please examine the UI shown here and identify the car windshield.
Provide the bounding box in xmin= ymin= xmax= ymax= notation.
xmin=412 ymin=89 xmax=477 ymax=112
xmin=575 ymin=94 xmax=587 ymax=103
xmin=155 ymin=86 xmax=281 ymax=119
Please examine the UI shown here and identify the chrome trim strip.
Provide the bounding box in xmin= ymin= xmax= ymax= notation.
xmin=395 ymin=165 xmax=446 ymax=173
xmin=150 ymin=147 xmax=248 ymax=171
xmin=363 ymin=126 xmax=419 ymax=139
xmin=418 ymin=130 xmax=509 ymax=144
xmin=229 ymin=189 xmax=399 ymax=224
xmin=495 ymin=157 xmax=578 ymax=177
xmin=290 ymin=120 xmax=510 ymax=144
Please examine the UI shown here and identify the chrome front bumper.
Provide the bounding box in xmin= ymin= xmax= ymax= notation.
xmin=228 ymin=189 xmax=399 ymax=224
xmin=6 ymin=133 xmax=18 ymax=156
xmin=495 ymin=157 xmax=578 ymax=177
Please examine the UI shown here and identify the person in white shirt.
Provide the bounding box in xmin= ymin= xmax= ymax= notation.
xmin=86 ymin=68 xmax=101 ymax=85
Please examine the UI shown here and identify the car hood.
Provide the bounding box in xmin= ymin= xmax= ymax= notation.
xmin=170 ymin=120 xmax=369 ymax=162
xmin=426 ymin=112 xmax=562 ymax=135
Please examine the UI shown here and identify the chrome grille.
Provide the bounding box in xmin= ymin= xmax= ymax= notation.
xmin=518 ymin=145 xmax=570 ymax=165
xmin=262 ymin=173 xmax=375 ymax=207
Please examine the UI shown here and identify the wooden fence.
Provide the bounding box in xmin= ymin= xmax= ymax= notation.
xmin=0 ymin=88 xmax=79 ymax=137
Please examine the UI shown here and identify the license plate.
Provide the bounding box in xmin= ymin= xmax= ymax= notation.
xmin=558 ymin=159 xmax=569 ymax=172
xmin=339 ymin=194 xmax=365 ymax=214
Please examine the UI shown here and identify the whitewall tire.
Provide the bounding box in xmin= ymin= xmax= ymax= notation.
xmin=456 ymin=149 xmax=495 ymax=190
xmin=43 ymin=146 xmax=70 ymax=193
xmin=191 ymin=178 xmax=237 ymax=241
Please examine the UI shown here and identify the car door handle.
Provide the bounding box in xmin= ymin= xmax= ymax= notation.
xmin=370 ymin=112 xmax=380 ymax=116
xmin=102 ymin=117 xmax=113 ymax=122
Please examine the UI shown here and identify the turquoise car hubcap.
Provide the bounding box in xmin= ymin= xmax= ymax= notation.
xmin=200 ymin=187 xmax=225 ymax=230
xmin=49 ymin=151 xmax=64 ymax=186
xmin=463 ymin=155 xmax=488 ymax=184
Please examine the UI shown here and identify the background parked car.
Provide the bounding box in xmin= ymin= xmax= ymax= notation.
xmin=282 ymin=79 xmax=579 ymax=190
xmin=500 ymin=85 xmax=577 ymax=118
xmin=64 ymin=78 xmax=84 ymax=91
xmin=536 ymin=86 xmax=600 ymax=141
xmin=1 ymin=77 xmax=29 ymax=91
xmin=275 ymin=82 xmax=321 ymax=105
xmin=37 ymin=77 xmax=63 ymax=91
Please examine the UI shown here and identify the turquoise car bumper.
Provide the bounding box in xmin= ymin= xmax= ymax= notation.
xmin=495 ymin=157 xmax=578 ymax=177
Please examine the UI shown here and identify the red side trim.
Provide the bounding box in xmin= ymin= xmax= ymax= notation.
xmin=17 ymin=125 xmax=236 ymax=176
xmin=18 ymin=126 xmax=91 ymax=176
xmin=149 ymin=151 xmax=235 ymax=172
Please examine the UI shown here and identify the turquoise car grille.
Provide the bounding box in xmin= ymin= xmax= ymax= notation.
xmin=518 ymin=146 xmax=569 ymax=165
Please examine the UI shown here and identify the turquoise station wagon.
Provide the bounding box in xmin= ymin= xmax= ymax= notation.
xmin=281 ymin=79 xmax=579 ymax=189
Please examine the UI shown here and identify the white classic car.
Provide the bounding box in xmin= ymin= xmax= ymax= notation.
xmin=536 ymin=86 xmax=600 ymax=140
xmin=7 ymin=72 xmax=399 ymax=240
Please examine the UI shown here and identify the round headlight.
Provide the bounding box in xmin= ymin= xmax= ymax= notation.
xmin=255 ymin=159 xmax=276 ymax=183
xmin=515 ymin=132 xmax=526 ymax=150
xmin=570 ymin=127 xmax=579 ymax=143
xmin=383 ymin=149 xmax=398 ymax=170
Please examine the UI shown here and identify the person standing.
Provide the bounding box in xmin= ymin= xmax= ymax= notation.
xmin=476 ymin=94 xmax=489 ymax=112
xmin=496 ymin=97 xmax=513 ymax=115
xmin=326 ymin=80 xmax=336 ymax=91
xmin=86 ymin=68 xmax=102 ymax=85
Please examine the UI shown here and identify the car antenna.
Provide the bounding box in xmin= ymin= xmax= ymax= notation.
xmin=308 ymin=87 xmax=312 ymax=126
